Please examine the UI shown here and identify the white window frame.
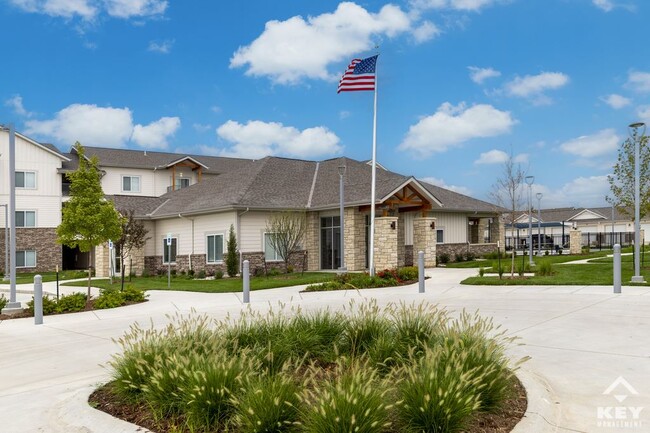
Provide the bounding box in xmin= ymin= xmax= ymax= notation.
xmin=206 ymin=233 xmax=225 ymax=263
xmin=16 ymin=171 xmax=37 ymax=189
xmin=162 ymin=237 xmax=178 ymax=264
xmin=16 ymin=250 xmax=37 ymax=268
xmin=263 ymin=232 xmax=282 ymax=262
xmin=436 ymin=228 xmax=445 ymax=244
xmin=121 ymin=175 xmax=141 ymax=193
xmin=16 ymin=210 xmax=37 ymax=228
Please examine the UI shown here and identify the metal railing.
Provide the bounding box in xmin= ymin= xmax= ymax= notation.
xmin=505 ymin=231 xmax=635 ymax=252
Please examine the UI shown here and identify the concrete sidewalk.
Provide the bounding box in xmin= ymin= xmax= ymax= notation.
xmin=1 ymin=268 xmax=649 ymax=433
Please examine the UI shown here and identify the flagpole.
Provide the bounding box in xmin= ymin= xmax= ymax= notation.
xmin=369 ymin=59 xmax=378 ymax=276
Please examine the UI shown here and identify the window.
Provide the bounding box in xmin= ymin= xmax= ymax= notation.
xmin=16 ymin=211 xmax=36 ymax=227
xmin=16 ymin=250 xmax=36 ymax=268
xmin=436 ymin=229 xmax=444 ymax=244
xmin=206 ymin=234 xmax=224 ymax=263
xmin=162 ymin=238 xmax=178 ymax=264
xmin=16 ymin=171 xmax=36 ymax=189
xmin=122 ymin=176 xmax=141 ymax=193
xmin=175 ymin=177 xmax=190 ymax=190
xmin=264 ymin=233 xmax=281 ymax=261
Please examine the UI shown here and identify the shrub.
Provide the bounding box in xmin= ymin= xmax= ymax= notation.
xmin=396 ymin=266 xmax=418 ymax=281
xmin=0 ymin=294 xmax=6 ymax=311
xmin=197 ymin=269 xmax=206 ymax=279
xmin=180 ymin=269 xmax=186 ymax=276
xmin=478 ymin=267 xmax=485 ymax=277
xmin=27 ymin=295 xmax=57 ymax=315
xmin=225 ymin=224 xmax=239 ymax=277
xmin=498 ymin=265 xmax=504 ymax=279
xmin=95 ymin=288 xmax=125 ymax=309
xmin=55 ymin=292 xmax=87 ymax=313
xmin=287 ymin=264 xmax=294 ymax=274
xmin=122 ymin=285 xmax=147 ymax=302
xmin=465 ymin=252 xmax=476 ymax=261
xmin=170 ymin=269 xmax=177 ymax=277
xmin=141 ymin=268 xmax=150 ymax=278
xmin=268 ymin=268 xmax=281 ymax=277
xmin=438 ymin=253 xmax=450 ymax=264
xmin=215 ymin=270 xmax=224 ymax=279
xmin=455 ymin=253 xmax=465 ymax=262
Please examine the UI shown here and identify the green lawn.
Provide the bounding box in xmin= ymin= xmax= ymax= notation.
xmin=10 ymin=270 xmax=89 ymax=285
xmin=62 ymin=272 xmax=336 ymax=293
xmin=462 ymin=259 xmax=650 ymax=286
xmin=446 ymin=250 xmax=612 ymax=269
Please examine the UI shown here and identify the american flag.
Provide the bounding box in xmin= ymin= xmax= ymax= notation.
xmin=337 ymin=55 xmax=378 ymax=93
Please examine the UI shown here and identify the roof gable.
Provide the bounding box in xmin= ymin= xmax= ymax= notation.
xmin=570 ymin=209 xmax=607 ymax=221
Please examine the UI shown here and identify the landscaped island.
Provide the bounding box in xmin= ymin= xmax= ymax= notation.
xmin=92 ymin=301 xmax=528 ymax=432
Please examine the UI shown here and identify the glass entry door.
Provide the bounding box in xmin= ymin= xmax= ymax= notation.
xmin=320 ymin=216 xmax=341 ymax=269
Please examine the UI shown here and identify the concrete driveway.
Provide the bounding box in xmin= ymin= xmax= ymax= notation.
xmin=1 ymin=268 xmax=649 ymax=433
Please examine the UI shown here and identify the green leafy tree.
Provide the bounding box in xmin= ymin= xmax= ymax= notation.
xmin=57 ymin=143 xmax=123 ymax=300
xmin=489 ymin=153 xmax=526 ymax=278
xmin=606 ymin=131 xmax=650 ymax=220
xmin=265 ymin=212 xmax=306 ymax=272
xmin=225 ymin=224 xmax=239 ymax=277
xmin=115 ymin=209 xmax=150 ymax=290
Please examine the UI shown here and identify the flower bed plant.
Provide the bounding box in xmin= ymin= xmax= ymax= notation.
xmin=303 ymin=267 xmax=423 ymax=292
xmin=96 ymin=301 xmax=528 ymax=433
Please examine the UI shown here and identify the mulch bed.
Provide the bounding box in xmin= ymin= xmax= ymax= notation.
xmin=0 ymin=299 xmax=146 ymax=321
xmin=89 ymin=376 xmax=527 ymax=433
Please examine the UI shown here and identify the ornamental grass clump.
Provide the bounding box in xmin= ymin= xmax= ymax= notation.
xmin=298 ymin=360 xmax=393 ymax=433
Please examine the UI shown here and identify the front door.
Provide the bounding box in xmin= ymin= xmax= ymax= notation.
xmin=320 ymin=216 xmax=341 ymax=269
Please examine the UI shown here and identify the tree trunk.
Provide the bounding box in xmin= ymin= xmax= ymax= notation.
xmin=87 ymin=248 xmax=93 ymax=301
xmin=121 ymin=260 xmax=126 ymax=291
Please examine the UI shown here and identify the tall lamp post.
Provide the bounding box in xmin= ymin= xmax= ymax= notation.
xmin=525 ymin=175 xmax=535 ymax=267
xmin=1 ymin=123 xmax=20 ymax=313
xmin=0 ymin=204 xmax=8 ymax=281
xmin=536 ymin=192 xmax=543 ymax=256
xmin=629 ymin=122 xmax=646 ymax=283
xmin=338 ymin=165 xmax=346 ymax=272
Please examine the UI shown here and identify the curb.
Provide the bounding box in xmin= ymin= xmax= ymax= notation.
xmin=512 ymin=368 xmax=564 ymax=432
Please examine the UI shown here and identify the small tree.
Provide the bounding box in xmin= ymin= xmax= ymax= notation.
xmin=489 ymin=153 xmax=526 ymax=278
xmin=115 ymin=209 xmax=150 ymax=290
xmin=265 ymin=212 xmax=306 ymax=272
xmin=225 ymin=224 xmax=239 ymax=277
xmin=606 ymin=131 xmax=650 ymax=220
xmin=57 ymin=143 xmax=123 ymax=300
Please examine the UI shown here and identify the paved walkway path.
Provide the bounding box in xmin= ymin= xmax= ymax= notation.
xmin=1 ymin=269 xmax=649 ymax=433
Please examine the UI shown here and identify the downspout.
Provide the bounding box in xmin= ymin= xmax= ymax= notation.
xmin=237 ymin=208 xmax=250 ymax=272
xmin=178 ymin=213 xmax=195 ymax=271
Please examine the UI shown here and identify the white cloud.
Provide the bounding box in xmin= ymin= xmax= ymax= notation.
xmin=412 ymin=21 xmax=441 ymax=43
xmin=474 ymin=149 xmax=508 ymax=165
xmin=504 ymin=71 xmax=569 ymax=104
xmin=554 ymin=176 xmax=611 ymax=207
xmin=216 ymin=120 xmax=342 ymax=159
xmin=398 ymin=102 xmax=516 ymax=157
xmin=468 ymin=66 xmax=501 ymax=84
xmin=626 ymin=71 xmax=650 ymax=93
xmin=103 ymin=0 xmax=167 ymax=18
xmin=230 ymin=2 xmax=412 ymax=84
xmin=339 ymin=110 xmax=351 ymax=120
xmin=636 ymin=106 xmax=650 ymax=124
xmin=420 ymin=176 xmax=472 ymax=196
xmin=559 ymin=128 xmax=620 ymax=158
xmin=148 ymin=39 xmax=174 ymax=54
xmin=211 ymin=105 xmax=222 ymax=114
xmin=8 ymin=0 xmax=166 ymax=20
xmin=410 ymin=0 xmax=504 ymax=12
xmin=24 ymin=103 xmax=179 ymax=149
xmin=4 ymin=94 xmax=33 ymax=117
xmin=601 ymin=93 xmax=631 ymax=109
xmin=514 ymin=153 xmax=529 ymax=164
xmin=131 ymin=117 xmax=180 ymax=149
xmin=25 ymin=104 xmax=134 ymax=147
xmin=193 ymin=123 xmax=212 ymax=133
xmin=592 ymin=0 xmax=615 ymax=12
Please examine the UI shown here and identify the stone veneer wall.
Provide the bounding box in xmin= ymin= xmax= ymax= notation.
xmin=436 ymin=243 xmax=499 ymax=262
xmin=397 ymin=213 xmax=406 ymax=267
xmin=241 ymin=251 xmax=308 ymax=276
xmin=2 ymin=228 xmax=63 ymax=273
xmin=404 ymin=245 xmax=413 ymax=267
xmin=569 ymin=229 xmax=582 ymax=255
xmin=413 ymin=217 xmax=437 ymax=267
xmin=373 ymin=216 xmax=398 ymax=270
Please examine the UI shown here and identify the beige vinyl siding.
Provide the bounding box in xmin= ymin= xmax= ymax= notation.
xmin=101 ymin=168 xmax=156 ymax=196
xmin=240 ymin=211 xmax=271 ymax=252
xmin=429 ymin=212 xmax=469 ymax=244
xmin=154 ymin=212 xmax=236 ymax=257
xmin=142 ymin=221 xmax=157 ymax=256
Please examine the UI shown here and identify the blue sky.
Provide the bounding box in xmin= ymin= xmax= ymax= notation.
xmin=1 ymin=0 xmax=649 ymax=208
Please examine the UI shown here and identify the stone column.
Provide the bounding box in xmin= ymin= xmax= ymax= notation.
xmin=413 ymin=217 xmax=437 ymax=267
xmin=304 ymin=211 xmax=320 ymax=271
xmin=477 ymin=218 xmax=489 ymax=243
xmin=94 ymin=244 xmax=110 ymax=278
xmin=373 ymin=216 xmax=398 ymax=271
xmin=569 ymin=228 xmax=582 ymax=255
xmin=344 ymin=207 xmax=367 ymax=271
